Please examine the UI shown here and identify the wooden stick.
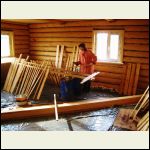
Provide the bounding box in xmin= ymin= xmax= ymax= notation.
xmin=10 ymin=56 xmax=29 ymax=93
xmin=133 ymin=91 xmax=149 ymax=119
xmin=54 ymin=94 xmax=59 ymax=121
xmin=137 ymin=111 xmax=149 ymax=128
xmin=14 ymin=56 xmax=29 ymax=95
xmin=36 ymin=68 xmax=50 ymax=100
xmin=55 ymin=45 xmax=60 ymax=68
xmin=7 ymin=54 xmax=22 ymax=92
xmin=58 ymin=45 xmax=64 ymax=69
xmin=3 ymin=58 xmax=16 ymax=91
xmin=130 ymin=86 xmax=149 ymax=118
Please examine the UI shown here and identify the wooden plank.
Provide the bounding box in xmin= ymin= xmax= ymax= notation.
xmin=55 ymin=45 xmax=60 ymax=68
xmin=6 ymin=54 xmax=22 ymax=92
xmin=58 ymin=45 xmax=64 ymax=69
xmin=36 ymin=68 xmax=50 ymax=100
xmin=127 ymin=64 xmax=136 ymax=95
xmin=3 ymin=59 xmax=16 ymax=91
xmin=119 ymin=65 xmax=127 ymax=95
xmin=54 ymin=94 xmax=59 ymax=121
xmin=129 ymin=86 xmax=149 ymax=118
xmin=10 ymin=58 xmax=28 ymax=93
xmin=15 ymin=44 xmax=29 ymax=49
xmin=1 ymin=95 xmax=142 ymax=121
xmin=133 ymin=64 xmax=141 ymax=95
xmin=123 ymin=63 xmax=132 ymax=95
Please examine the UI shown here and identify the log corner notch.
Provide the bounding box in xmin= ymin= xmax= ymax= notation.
xmin=1 ymin=94 xmax=142 ymax=121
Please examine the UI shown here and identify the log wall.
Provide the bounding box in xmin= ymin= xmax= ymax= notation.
xmin=29 ymin=19 xmax=149 ymax=94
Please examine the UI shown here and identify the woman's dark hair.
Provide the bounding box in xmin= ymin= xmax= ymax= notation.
xmin=78 ymin=43 xmax=86 ymax=49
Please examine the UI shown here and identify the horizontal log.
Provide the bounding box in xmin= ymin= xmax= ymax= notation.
xmin=95 ymin=65 xmax=123 ymax=74
xmin=30 ymin=32 xmax=92 ymax=38
xmin=30 ymin=55 xmax=55 ymax=61
xmin=29 ymin=27 xmax=92 ymax=32
xmin=124 ymin=39 xmax=149 ymax=44
xmin=123 ymin=57 xmax=149 ymax=64
xmin=1 ymin=22 xmax=28 ymax=30
xmin=95 ymin=77 xmax=121 ymax=84
xmin=30 ymin=41 xmax=92 ymax=48
xmin=96 ymin=62 xmax=124 ymax=68
xmin=124 ymin=32 xmax=149 ymax=39
xmin=29 ymin=19 xmax=149 ymax=28
xmin=97 ymin=72 xmax=123 ymax=79
xmin=14 ymin=44 xmax=29 ymax=49
xmin=1 ymin=95 xmax=142 ymax=121
xmin=14 ymin=30 xmax=29 ymax=36
xmin=15 ymin=40 xmax=30 ymax=45
xmin=15 ymin=49 xmax=29 ymax=53
xmin=124 ymin=44 xmax=149 ymax=51
xmin=14 ymin=35 xmax=30 ymax=40
xmin=30 ymin=37 xmax=92 ymax=43
xmin=125 ymin=26 xmax=149 ymax=31
xmin=124 ymin=51 xmax=149 ymax=58
xmin=30 ymin=51 xmax=56 ymax=57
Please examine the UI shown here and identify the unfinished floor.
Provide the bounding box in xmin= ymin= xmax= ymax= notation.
xmin=1 ymin=82 xmax=135 ymax=131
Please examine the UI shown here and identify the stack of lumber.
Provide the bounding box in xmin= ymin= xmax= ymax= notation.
xmin=122 ymin=63 xmax=141 ymax=95
xmin=113 ymin=86 xmax=149 ymax=131
xmin=3 ymin=54 xmax=50 ymax=100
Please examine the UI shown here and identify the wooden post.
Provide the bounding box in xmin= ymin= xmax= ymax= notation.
xmin=127 ymin=63 xmax=136 ymax=95
xmin=133 ymin=63 xmax=141 ymax=95
xmin=54 ymin=94 xmax=59 ymax=121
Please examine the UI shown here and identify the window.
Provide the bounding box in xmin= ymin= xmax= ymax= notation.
xmin=93 ymin=30 xmax=124 ymax=63
xmin=1 ymin=31 xmax=14 ymax=57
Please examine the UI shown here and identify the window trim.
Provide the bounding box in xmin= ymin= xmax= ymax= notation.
xmin=93 ymin=30 xmax=124 ymax=64
xmin=1 ymin=30 xmax=15 ymax=58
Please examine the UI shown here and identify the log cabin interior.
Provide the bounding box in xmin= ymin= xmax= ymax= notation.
xmin=1 ymin=19 xmax=149 ymax=131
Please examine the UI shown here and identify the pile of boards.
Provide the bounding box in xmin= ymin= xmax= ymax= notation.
xmin=3 ymin=46 xmax=89 ymax=100
xmin=113 ymin=86 xmax=149 ymax=131
xmin=3 ymin=54 xmax=50 ymax=100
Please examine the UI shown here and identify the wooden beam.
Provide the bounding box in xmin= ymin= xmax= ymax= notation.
xmin=1 ymin=95 xmax=142 ymax=121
